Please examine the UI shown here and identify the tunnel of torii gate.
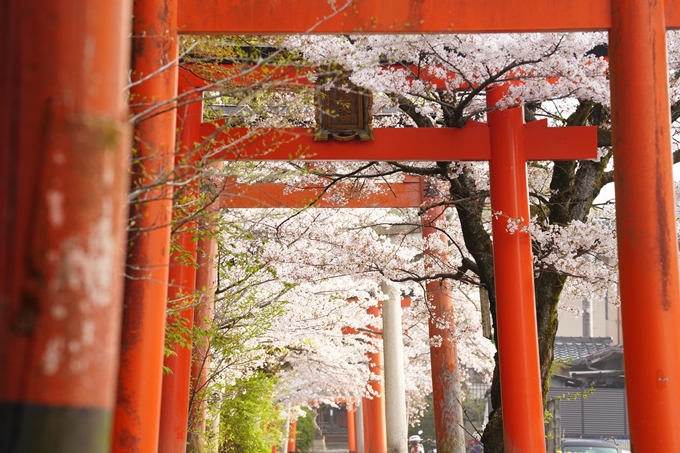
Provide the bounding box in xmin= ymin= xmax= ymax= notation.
xmin=2 ymin=1 xmax=680 ymax=453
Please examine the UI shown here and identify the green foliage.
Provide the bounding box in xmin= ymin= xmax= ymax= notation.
xmin=165 ymin=311 xmax=194 ymax=351
xmin=164 ymin=308 xmax=194 ymax=373
xmin=218 ymin=371 xmax=282 ymax=453
xmin=544 ymin=408 xmax=554 ymax=426
xmin=295 ymin=408 xmax=316 ymax=453
xmin=551 ymin=386 xmax=595 ymax=401
xmin=184 ymin=216 xmax=298 ymax=448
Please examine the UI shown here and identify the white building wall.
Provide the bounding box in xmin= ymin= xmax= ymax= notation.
xmin=556 ymin=286 xmax=622 ymax=344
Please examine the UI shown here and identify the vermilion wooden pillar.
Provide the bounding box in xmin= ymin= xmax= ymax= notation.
xmin=0 ymin=0 xmax=131 ymax=450
xmin=609 ymin=2 xmax=680 ymax=450
xmin=188 ymin=233 xmax=217 ymax=452
xmin=365 ymin=304 xmax=387 ymax=453
xmin=419 ymin=179 xmax=464 ymax=453
xmin=361 ymin=395 xmax=372 ymax=453
xmin=159 ymin=87 xmax=203 ymax=453
xmin=112 ymin=0 xmax=178 ymax=450
xmin=487 ymin=86 xmax=545 ymax=453
xmin=159 ymin=231 xmax=198 ymax=453
xmin=287 ymin=419 xmax=297 ymax=453
xmin=347 ymin=403 xmax=358 ymax=453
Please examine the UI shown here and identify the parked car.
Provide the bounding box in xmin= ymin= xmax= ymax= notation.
xmin=559 ymin=438 xmax=620 ymax=453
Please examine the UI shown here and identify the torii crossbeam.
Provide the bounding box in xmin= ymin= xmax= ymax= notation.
xmin=177 ymin=0 xmax=680 ymax=33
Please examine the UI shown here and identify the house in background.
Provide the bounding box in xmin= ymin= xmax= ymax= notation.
xmin=547 ymin=284 xmax=629 ymax=451
xmin=548 ymin=336 xmax=629 ymax=450
xmin=551 ymin=336 xmax=624 ymax=389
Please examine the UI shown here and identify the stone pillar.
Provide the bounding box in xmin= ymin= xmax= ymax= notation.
xmin=381 ymin=281 xmax=408 ymax=453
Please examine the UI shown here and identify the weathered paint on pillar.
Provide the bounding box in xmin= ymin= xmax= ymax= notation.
xmin=609 ymin=2 xmax=680 ymax=451
xmin=419 ymin=178 xmax=465 ymax=453
xmin=487 ymin=85 xmax=545 ymax=453
xmin=287 ymin=419 xmax=297 ymax=453
xmin=188 ymin=233 xmax=217 ymax=453
xmin=0 ymin=0 xmax=131 ymax=449
xmin=365 ymin=304 xmax=387 ymax=453
xmin=381 ymin=281 xmax=408 ymax=453
xmin=347 ymin=402 xmax=358 ymax=453
xmin=111 ymin=0 xmax=179 ymax=447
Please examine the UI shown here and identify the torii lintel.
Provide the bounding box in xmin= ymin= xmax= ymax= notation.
xmin=217 ymin=179 xmax=423 ymax=209
xmin=202 ymin=120 xmax=598 ymax=162
xmin=178 ymin=0 xmax=680 ymax=34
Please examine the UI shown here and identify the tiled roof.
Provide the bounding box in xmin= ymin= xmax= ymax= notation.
xmin=554 ymin=336 xmax=613 ymax=362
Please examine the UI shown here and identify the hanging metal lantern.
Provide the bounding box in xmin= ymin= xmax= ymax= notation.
xmin=315 ymin=69 xmax=373 ymax=141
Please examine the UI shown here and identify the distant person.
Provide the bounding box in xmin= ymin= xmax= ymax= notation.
xmin=409 ymin=435 xmax=424 ymax=453
xmin=468 ymin=439 xmax=483 ymax=453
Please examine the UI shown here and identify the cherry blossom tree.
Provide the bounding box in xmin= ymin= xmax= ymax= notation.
xmin=198 ymin=202 xmax=495 ymax=433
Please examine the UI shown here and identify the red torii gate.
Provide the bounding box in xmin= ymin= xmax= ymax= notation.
xmin=2 ymin=1 xmax=680 ymax=453
xmin=145 ymin=68 xmax=598 ymax=453
xmin=168 ymin=61 xmax=596 ymax=453
xmin=179 ymin=87 xmax=597 ymax=453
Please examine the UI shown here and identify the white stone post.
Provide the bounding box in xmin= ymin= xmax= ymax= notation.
xmin=381 ymin=280 xmax=408 ymax=453
xmin=356 ymin=400 xmax=365 ymax=453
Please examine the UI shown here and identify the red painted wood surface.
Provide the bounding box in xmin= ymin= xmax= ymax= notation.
xmin=218 ymin=179 xmax=422 ymax=209
xmin=287 ymin=419 xmax=298 ymax=453
xmin=201 ymin=122 xmax=596 ymax=162
xmin=609 ymin=0 xmax=680 ymax=450
xmin=112 ymin=0 xmax=179 ymax=450
xmin=347 ymin=404 xmax=358 ymax=453
xmin=420 ymin=189 xmax=464 ymax=453
xmin=0 ymin=0 xmax=130 ymax=447
xmin=365 ymin=303 xmax=387 ymax=453
xmin=178 ymin=0 xmax=616 ymax=34
xmin=361 ymin=394 xmax=373 ymax=453
xmin=188 ymin=233 xmax=217 ymax=448
xmin=159 ymin=231 xmax=198 ymax=453
xmin=159 ymin=87 xmax=204 ymax=453
xmin=178 ymin=0 xmax=680 ymax=34
xmin=487 ymin=85 xmax=545 ymax=453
